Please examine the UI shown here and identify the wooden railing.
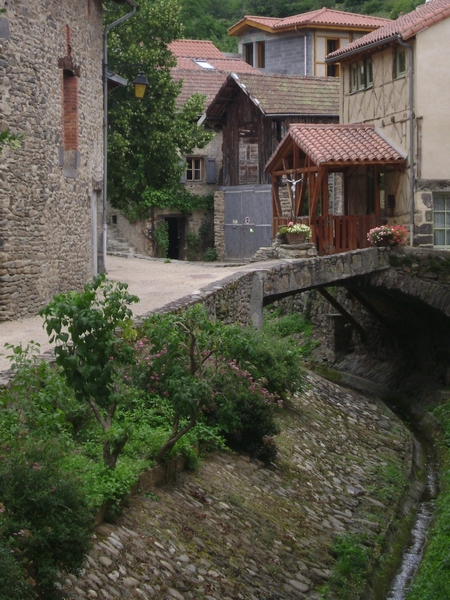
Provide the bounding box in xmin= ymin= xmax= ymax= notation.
xmin=273 ymin=215 xmax=382 ymax=256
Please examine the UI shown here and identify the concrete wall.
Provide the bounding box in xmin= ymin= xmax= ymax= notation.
xmin=0 ymin=0 xmax=104 ymax=321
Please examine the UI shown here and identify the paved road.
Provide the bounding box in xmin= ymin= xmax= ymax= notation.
xmin=0 ymin=255 xmax=257 ymax=373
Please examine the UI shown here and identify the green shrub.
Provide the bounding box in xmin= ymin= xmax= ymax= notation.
xmin=203 ymin=246 xmax=218 ymax=261
xmin=40 ymin=274 xmax=139 ymax=469
xmin=0 ymin=442 xmax=93 ymax=599
xmin=219 ymin=325 xmax=305 ymax=401
xmin=321 ymin=534 xmax=370 ymax=599
xmin=153 ymin=221 xmax=169 ymax=258
xmin=208 ymin=362 xmax=280 ymax=463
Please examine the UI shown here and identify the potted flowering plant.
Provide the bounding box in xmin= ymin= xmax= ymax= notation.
xmin=367 ymin=224 xmax=407 ymax=247
xmin=284 ymin=222 xmax=312 ymax=244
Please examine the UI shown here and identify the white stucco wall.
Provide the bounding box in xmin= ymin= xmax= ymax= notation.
xmin=415 ymin=19 xmax=450 ymax=180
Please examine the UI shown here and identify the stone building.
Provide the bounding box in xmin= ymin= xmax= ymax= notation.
xmin=0 ymin=0 xmax=132 ymax=321
xmin=107 ymin=40 xmax=256 ymax=261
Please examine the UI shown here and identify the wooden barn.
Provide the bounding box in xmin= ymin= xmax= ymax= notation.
xmin=203 ymin=72 xmax=340 ymax=259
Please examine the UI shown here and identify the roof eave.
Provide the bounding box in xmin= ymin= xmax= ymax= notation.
xmin=326 ymin=34 xmax=400 ymax=63
xmin=228 ymin=21 xmax=276 ymax=36
xmin=266 ymin=112 xmax=339 ymax=118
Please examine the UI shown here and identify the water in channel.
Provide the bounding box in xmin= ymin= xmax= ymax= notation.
xmin=385 ymin=437 xmax=439 ymax=600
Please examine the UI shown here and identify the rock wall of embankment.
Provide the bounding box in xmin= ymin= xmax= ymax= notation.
xmin=62 ymin=372 xmax=413 ymax=600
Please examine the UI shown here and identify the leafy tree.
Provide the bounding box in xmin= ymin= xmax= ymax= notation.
xmin=105 ymin=0 xmax=213 ymax=219
xmin=39 ymin=275 xmax=139 ymax=469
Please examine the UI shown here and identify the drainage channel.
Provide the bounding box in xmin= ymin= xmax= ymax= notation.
xmin=385 ymin=426 xmax=439 ymax=599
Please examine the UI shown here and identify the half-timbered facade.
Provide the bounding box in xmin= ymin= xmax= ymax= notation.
xmin=326 ymin=0 xmax=450 ymax=249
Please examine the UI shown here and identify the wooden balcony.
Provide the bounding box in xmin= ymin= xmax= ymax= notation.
xmin=273 ymin=214 xmax=382 ymax=256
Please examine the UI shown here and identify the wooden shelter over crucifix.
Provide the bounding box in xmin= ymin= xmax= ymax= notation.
xmin=265 ymin=124 xmax=406 ymax=255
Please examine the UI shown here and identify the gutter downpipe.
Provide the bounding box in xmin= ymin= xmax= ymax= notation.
xmin=101 ymin=0 xmax=137 ymax=273
xmin=397 ymin=34 xmax=415 ymax=247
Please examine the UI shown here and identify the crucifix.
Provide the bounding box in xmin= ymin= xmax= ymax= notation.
xmin=287 ymin=176 xmax=303 ymax=221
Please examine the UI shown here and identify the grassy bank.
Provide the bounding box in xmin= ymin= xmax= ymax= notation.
xmin=406 ymin=396 xmax=450 ymax=600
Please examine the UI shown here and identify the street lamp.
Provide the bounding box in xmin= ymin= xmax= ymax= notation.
xmin=133 ymin=71 xmax=149 ymax=99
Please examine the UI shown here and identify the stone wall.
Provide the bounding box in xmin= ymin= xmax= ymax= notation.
xmin=107 ymin=132 xmax=221 ymax=260
xmin=0 ymin=0 xmax=104 ymax=321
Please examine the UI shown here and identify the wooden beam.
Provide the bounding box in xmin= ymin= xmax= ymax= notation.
xmin=346 ymin=288 xmax=398 ymax=341
xmin=317 ymin=287 xmax=366 ymax=339
xmin=272 ymin=176 xmax=282 ymax=218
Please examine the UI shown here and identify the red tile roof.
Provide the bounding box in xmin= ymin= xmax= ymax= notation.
xmin=169 ymin=40 xmax=226 ymax=59
xmin=229 ymin=8 xmax=390 ymax=35
xmin=266 ymin=124 xmax=406 ymax=170
xmin=169 ymin=39 xmax=256 ymax=73
xmin=205 ymin=72 xmax=339 ymax=121
xmin=328 ymin=0 xmax=450 ymax=60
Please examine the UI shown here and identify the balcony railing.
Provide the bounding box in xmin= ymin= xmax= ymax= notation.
xmin=273 ymin=215 xmax=382 ymax=256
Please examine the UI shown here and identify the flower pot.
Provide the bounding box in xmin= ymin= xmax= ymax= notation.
xmin=374 ymin=239 xmax=391 ymax=247
xmin=286 ymin=232 xmax=306 ymax=244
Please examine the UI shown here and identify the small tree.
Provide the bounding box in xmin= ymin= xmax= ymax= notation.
xmin=39 ymin=275 xmax=139 ymax=469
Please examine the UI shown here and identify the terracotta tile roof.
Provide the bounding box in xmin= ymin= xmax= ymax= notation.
xmin=169 ymin=40 xmax=226 ymax=59
xmin=266 ymin=124 xmax=406 ymax=170
xmin=229 ymin=8 xmax=390 ymax=35
xmin=172 ymin=69 xmax=228 ymax=107
xmin=205 ymin=72 xmax=339 ymax=120
xmin=328 ymin=0 xmax=450 ymax=60
xmin=169 ymin=40 xmax=256 ymax=73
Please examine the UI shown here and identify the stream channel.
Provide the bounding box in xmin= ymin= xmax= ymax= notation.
xmin=383 ymin=403 xmax=439 ymax=600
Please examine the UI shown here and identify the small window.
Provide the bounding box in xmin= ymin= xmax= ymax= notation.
xmin=194 ymin=60 xmax=215 ymax=70
xmin=395 ymin=48 xmax=406 ymax=78
xmin=357 ymin=61 xmax=365 ymax=90
xmin=186 ymin=157 xmax=202 ymax=182
xmin=244 ymin=42 xmax=254 ymax=66
xmin=350 ymin=63 xmax=358 ymax=92
xmin=256 ymin=41 xmax=265 ymax=68
xmin=326 ymin=39 xmax=340 ymax=77
xmin=433 ymin=193 xmax=450 ymax=247
xmin=365 ymin=57 xmax=373 ymax=88
xmin=350 ymin=59 xmax=373 ymax=92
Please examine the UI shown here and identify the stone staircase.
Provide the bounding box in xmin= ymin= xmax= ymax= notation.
xmin=107 ymin=225 xmax=135 ymax=258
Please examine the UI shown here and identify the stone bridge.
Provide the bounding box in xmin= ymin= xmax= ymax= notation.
xmin=156 ymin=247 xmax=450 ymax=388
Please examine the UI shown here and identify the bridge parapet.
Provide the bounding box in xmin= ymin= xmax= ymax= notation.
xmin=261 ymin=248 xmax=391 ymax=300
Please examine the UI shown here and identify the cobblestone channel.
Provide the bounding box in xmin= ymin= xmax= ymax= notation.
xmin=62 ymin=372 xmax=413 ymax=600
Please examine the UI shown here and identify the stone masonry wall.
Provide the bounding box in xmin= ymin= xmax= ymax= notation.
xmin=0 ymin=0 xmax=104 ymax=321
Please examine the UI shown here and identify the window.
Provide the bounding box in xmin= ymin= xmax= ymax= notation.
xmin=244 ymin=42 xmax=254 ymax=66
xmin=256 ymin=41 xmax=265 ymax=68
xmin=186 ymin=157 xmax=202 ymax=181
xmin=395 ymin=48 xmax=406 ymax=78
xmin=62 ymin=70 xmax=78 ymax=150
xmin=326 ymin=39 xmax=340 ymax=77
xmin=194 ymin=60 xmax=215 ymax=70
xmin=433 ymin=193 xmax=450 ymax=247
xmin=350 ymin=63 xmax=358 ymax=92
xmin=365 ymin=57 xmax=373 ymax=88
xmin=349 ymin=59 xmax=373 ymax=92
